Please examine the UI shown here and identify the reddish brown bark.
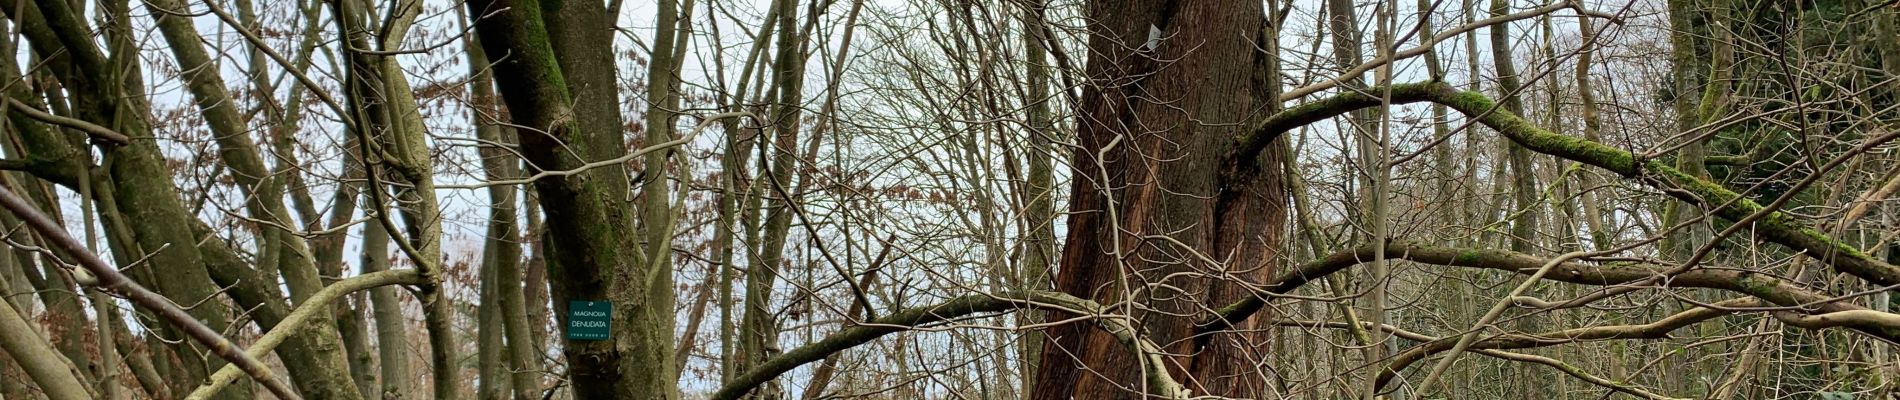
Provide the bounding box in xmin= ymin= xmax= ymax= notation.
xmin=1031 ymin=0 xmax=1285 ymax=398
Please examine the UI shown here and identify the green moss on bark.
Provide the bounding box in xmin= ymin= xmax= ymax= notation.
xmin=1238 ymin=82 xmax=1900 ymax=287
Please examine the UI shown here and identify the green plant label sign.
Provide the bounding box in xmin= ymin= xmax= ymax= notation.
xmin=566 ymin=300 xmax=611 ymax=341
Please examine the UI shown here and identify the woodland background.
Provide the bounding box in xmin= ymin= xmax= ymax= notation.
xmin=0 ymin=0 xmax=1896 ymax=399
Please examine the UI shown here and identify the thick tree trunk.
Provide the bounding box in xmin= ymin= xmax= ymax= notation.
xmin=1030 ymin=0 xmax=1286 ymax=398
xmin=1 ymin=0 xmax=241 ymax=394
xmin=465 ymin=0 xmax=673 ymax=397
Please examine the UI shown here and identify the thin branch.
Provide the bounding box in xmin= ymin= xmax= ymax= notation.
xmin=1469 ymin=349 xmax=1684 ymax=400
xmin=1276 ymin=0 xmax=1606 ymax=101
xmin=436 ymin=111 xmax=753 ymax=190
xmin=197 ymin=0 xmax=355 ymax=130
xmin=3 ymin=97 xmax=132 ymax=144
xmin=1412 ymin=250 xmax=1593 ymax=394
xmin=1376 ymin=298 xmax=1757 ymax=392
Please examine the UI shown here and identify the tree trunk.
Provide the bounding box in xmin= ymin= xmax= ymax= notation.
xmin=1490 ymin=0 xmax=1541 ymax=254
xmin=146 ymin=0 xmax=366 ymax=396
xmin=711 ymin=2 xmax=774 ymax=385
xmin=1031 ymin=0 xmax=1286 ymax=398
xmin=478 ymin=234 xmax=508 ymax=400
xmin=467 ymin=24 xmax=545 ymax=399
xmin=1 ymin=0 xmax=242 ymax=394
xmin=1660 ymin=0 xmax=1714 ymax=259
xmin=738 ymin=0 xmax=809 ymax=397
xmin=465 ymin=0 xmax=674 ymax=397
xmin=1017 ymin=0 xmax=1060 ymax=395
xmin=361 ymin=198 xmax=408 ymax=398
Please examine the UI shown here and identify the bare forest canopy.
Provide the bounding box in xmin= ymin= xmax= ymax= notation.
xmin=0 ymin=0 xmax=1897 ymax=399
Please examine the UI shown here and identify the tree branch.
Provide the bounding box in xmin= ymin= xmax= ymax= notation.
xmin=1275 ymin=0 xmax=1595 ymax=101
xmin=1773 ymin=309 xmax=1900 ymax=331
xmin=1231 ymin=82 xmax=1900 ymax=287
xmin=1375 ymin=298 xmax=1758 ymax=390
xmin=0 ymin=185 xmax=303 ymax=400
xmin=3 ymin=97 xmax=132 ymax=144
xmin=1201 ymin=241 xmax=1900 ymax=341
xmin=1274 ymin=319 xmax=1687 ymax=400
xmin=0 ymin=287 xmax=93 ymax=400
xmin=1467 ymin=349 xmax=1684 ymax=400
xmin=711 ymin=290 xmax=1188 ymax=400
xmin=183 ymin=269 xmax=426 ymax=400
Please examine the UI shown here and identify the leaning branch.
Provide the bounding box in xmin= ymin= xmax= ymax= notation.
xmin=184 ymin=269 xmax=428 ymax=400
xmin=0 ymin=289 xmax=93 ymax=400
xmin=0 ymin=185 xmax=302 ymax=400
xmin=1774 ymin=309 xmax=1900 ymax=331
xmin=3 ymin=97 xmax=133 ymax=144
xmin=1231 ymin=82 xmax=1900 ymax=287
xmin=710 ymin=290 xmax=1188 ymax=400
xmin=1412 ymin=250 xmax=1592 ymax=395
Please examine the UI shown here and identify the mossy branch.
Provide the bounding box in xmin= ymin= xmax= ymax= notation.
xmin=1231 ymin=82 xmax=1900 ymax=287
